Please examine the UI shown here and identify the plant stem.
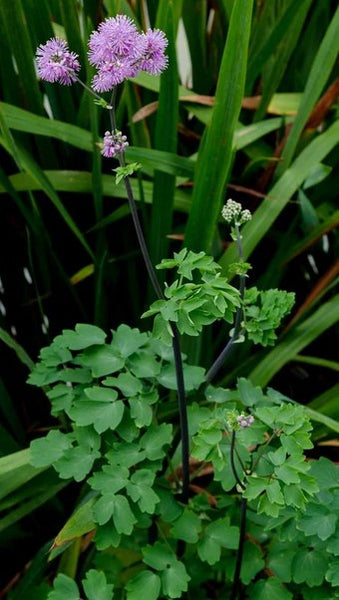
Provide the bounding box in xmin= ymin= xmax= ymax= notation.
xmin=172 ymin=324 xmax=190 ymax=504
xmin=231 ymin=497 xmax=247 ymax=600
xmin=106 ymin=89 xmax=190 ymax=503
xmin=230 ymin=430 xmax=245 ymax=491
xmin=206 ymin=223 xmax=246 ymax=382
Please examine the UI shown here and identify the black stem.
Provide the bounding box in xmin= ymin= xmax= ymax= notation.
xmin=205 ymin=224 xmax=246 ymax=383
xmin=231 ymin=497 xmax=247 ymax=600
xmin=230 ymin=430 xmax=245 ymax=491
xmin=107 ymin=89 xmax=190 ymax=503
xmin=171 ymin=324 xmax=190 ymax=504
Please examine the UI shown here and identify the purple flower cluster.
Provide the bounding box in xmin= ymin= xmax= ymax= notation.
xmin=36 ymin=15 xmax=168 ymax=92
xmin=36 ymin=38 xmax=80 ymax=85
xmin=102 ymin=130 xmax=129 ymax=158
xmin=88 ymin=15 xmax=168 ymax=92
xmin=237 ymin=414 xmax=255 ymax=429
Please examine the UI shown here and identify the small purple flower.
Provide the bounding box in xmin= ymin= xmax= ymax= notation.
xmin=237 ymin=414 xmax=255 ymax=429
xmin=139 ymin=29 xmax=168 ymax=75
xmin=36 ymin=38 xmax=80 ymax=85
xmin=102 ymin=130 xmax=129 ymax=158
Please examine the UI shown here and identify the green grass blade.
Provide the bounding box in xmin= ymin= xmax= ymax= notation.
xmin=1 ymin=102 xmax=196 ymax=177
xmin=304 ymin=407 xmax=339 ymax=434
xmin=0 ymin=102 xmax=92 ymax=150
xmin=182 ymin=0 xmax=207 ymax=92
xmin=309 ymin=384 xmax=339 ymax=417
xmin=0 ymin=132 xmax=94 ymax=260
xmin=0 ymin=0 xmax=43 ymax=114
xmin=0 ymin=449 xmax=45 ymax=500
xmin=184 ymin=0 xmax=254 ymax=252
xmin=293 ymin=355 xmax=339 ymax=372
xmin=220 ymin=119 xmax=339 ymax=269
xmin=275 ymin=6 xmax=339 ymax=176
xmin=0 ymin=170 xmax=192 ymax=214
xmin=0 ymin=327 xmax=35 ymax=371
xmin=249 ymin=294 xmax=339 ymax=386
xmin=0 ymin=482 xmax=67 ymax=532
xmin=251 ymin=0 xmax=312 ymax=120
xmin=149 ymin=1 xmax=179 ymax=268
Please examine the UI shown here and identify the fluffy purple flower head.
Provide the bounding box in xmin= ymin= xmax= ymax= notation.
xmin=88 ymin=15 xmax=168 ymax=92
xmin=36 ymin=38 xmax=80 ymax=85
xmin=102 ymin=130 xmax=129 ymax=158
xmin=88 ymin=15 xmax=145 ymax=66
xmin=139 ymin=29 xmax=168 ymax=75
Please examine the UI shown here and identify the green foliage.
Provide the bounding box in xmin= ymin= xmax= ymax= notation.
xmin=114 ymin=163 xmax=141 ymax=184
xmin=143 ymin=250 xmax=240 ymax=342
xmin=47 ymin=571 xmax=114 ymax=600
xmin=243 ymin=288 xmax=295 ymax=346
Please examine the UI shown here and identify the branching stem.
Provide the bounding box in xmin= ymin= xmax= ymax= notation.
xmin=206 ymin=223 xmax=246 ymax=383
xmin=107 ymin=89 xmax=190 ymax=504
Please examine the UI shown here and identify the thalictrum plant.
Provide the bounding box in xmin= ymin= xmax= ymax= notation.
xmin=2 ymin=8 xmax=338 ymax=600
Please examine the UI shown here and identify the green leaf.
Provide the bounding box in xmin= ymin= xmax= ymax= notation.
xmin=292 ymin=549 xmax=327 ymax=586
xmin=55 ymin=324 xmax=106 ymax=350
xmin=55 ymin=498 xmax=96 ymax=546
xmin=68 ymin=388 xmax=124 ymax=434
xmin=114 ymin=162 xmax=141 ymax=184
xmin=243 ymin=476 xmax=268 ymax=501
xmin=113 ymin=324 xmax=148 ymax=358
xmin=94 ymin=520 xmax=121 ymax=550
xmin=249 ymin=577 xmax=293 ymax=600
xmin=157 ymin=363 xmax=205 ymax=391
xmin=161 ymin=560 xmax=190 ymax=599
xmin=198 ymin=518 xmax=239 ymax=565
xmin=240 ymin=541 xmax=265 ymax=584
xmin=82 ymin=345 xmax=125 ymax=378
xmin=297 ymin=505 xmax=337 ymax=541
xmin=127 ymin=352 xmax=161 ymax=378
xmin=54 ymin=430 xmax=101 ymax=482
xmin=129 ymin=397 xmax=153 ymax=428
xmin=47 ymin=574 xmax=80 ymax=600
xmin=93 ymin=494 xmax=136 ymax=534
xmin=140 ymin=424 xmax=173 ymax=460
xmin=267 ymin=543 xmax=296 ymax=583
xmin=309 ymin=457 xmax=339 ymax=490
xmin=126 ymin=470 xmax=159 ymax=513
xmin=104 ymin=372 xmax=142 ymax=397
xmin=126 ymin=571 xmax=161 ymax=600
xmin=326 ymin=561 xmax=339 ymax=586
xmin=143 ymin=542 xmax=175 ymax=570
xmin=170 ymin=508 xmax=202 ymax=543
xmin=30 ymin=431 xmax=72 ymax=468
xmin=82 ymin=570 xmax=114 ymax=600
xmin=89 ymin=464 xmax=130 ymax=496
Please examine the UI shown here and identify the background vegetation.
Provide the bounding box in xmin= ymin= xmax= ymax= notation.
xmin=0 ymin=0 xmax=338 ymax=596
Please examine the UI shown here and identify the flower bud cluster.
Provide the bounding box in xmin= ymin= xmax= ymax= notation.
xmin=237 ymin=414 xmax=255 ymax=429
xmin=102 ymin=130 xmax=129 ymax=158
xmin=221 ymin=199 xmax=252 ymax=226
